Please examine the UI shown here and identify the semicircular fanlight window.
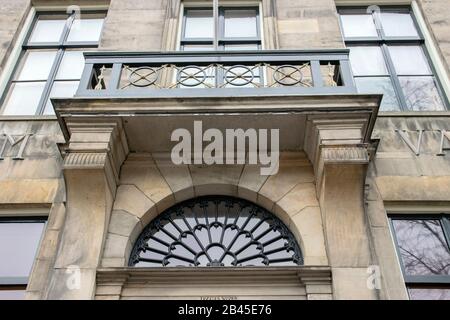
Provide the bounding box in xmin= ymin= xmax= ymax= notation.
xmin=129 ymin=196 xmax=303 ymax=267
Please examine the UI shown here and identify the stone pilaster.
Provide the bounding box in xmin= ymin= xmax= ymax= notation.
xmin=304 ymin=115 xmax=379 ymax=300
xmin=45 ymin=119 xmax=128 ymax=299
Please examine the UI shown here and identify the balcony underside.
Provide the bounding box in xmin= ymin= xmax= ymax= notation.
xmin=54 ymin=94 xmax=379 ymax=152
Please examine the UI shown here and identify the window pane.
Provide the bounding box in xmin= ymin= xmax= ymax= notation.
xmin=0 ymin=222 xmax=45 ymax=278
xmin=224 ymin=44 xmax=259 ymax=51
xmin=184 ymin=10 xmax=213 ymax=38
xmin=56 ymin=51 xmax=85 ymax=80
xmin=349 ymin=46 xmax=388 ymax=76
xmin=392 ymin=219 xmax=450 ymax=276
xmin=17 ymin=51 xmax=57 ymax=81
xmin=0 ymin=289 xmax=26 ymax=300
xmin=340 ymin=14 xmax=378 ymax=38
xmin=2 ymin=82 xmax=45 ymax=115
xmin=408 ymin=287 xmax=450 ymax=300
xmin=67 ymin=18 xmax=104 ymax=42
xmin=355 ymin=77 xmax=401 ymax=111
xmin=44 ymin=81 xmax=79 ymax=115
xmin=388 ymin=46 xmax=431 ymax=75
xmin=380 ymin=13 xmax=419 ymax=37
xmin=224 ymin=9 xmax=257 ymax=38
xmin=29 ymin=19 xmax=66 ymax=43
xmin=400 ymin=76 xmax=445 ymax=111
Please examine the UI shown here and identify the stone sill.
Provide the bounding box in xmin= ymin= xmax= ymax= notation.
xmin=96 ymin=266 xmax=332 ymax=284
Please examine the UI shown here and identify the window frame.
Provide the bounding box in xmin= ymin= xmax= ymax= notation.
xmin=337 ymin=6 xmax=449 ymax=111
xmin=0 ymin=10 xmax=106 ymax=116
xmin=180 ymin=6 xmax=261 ymax=50
xmin=389 ymin=214 xmax=450 ymax=299
xmin=0 ymin=216 xmax=47 ymax=298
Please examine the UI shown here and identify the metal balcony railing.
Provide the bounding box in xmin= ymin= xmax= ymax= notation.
xmin=76 ymin=50 xmax=356 ymax=98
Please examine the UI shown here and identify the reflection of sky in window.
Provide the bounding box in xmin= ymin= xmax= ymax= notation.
xmin=0 ymin=222 xmax=45 ymax=278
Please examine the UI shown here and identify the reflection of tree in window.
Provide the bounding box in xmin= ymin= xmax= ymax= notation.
xmin=400 ymin=77 xmax=445 ymax=111
xmin=393 ymin=219 xmax=450 ymax=276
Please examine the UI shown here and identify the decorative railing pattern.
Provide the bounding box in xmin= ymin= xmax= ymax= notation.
xmin=76 ymin=50 xmax=356 ymax=98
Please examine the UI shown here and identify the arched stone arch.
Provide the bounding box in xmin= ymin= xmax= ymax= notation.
xmin=101 ymin=152 xmax=328 ymax=268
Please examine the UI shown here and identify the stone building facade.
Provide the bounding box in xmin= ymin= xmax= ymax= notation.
xmin=0 ymin=0 xmax=449 ymax=300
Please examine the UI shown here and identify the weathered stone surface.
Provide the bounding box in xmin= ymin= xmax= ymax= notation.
xmin=46 ymin=268 xmax=97 ymax=300
xmin=0 ymin=0 xmax=30 ymax=75
xmin=189 ymin=164 xmax=243 ymax=196
xmin=258 ymin=163 xmax=314 ymax=210
xmin=237 ymin=164 xmax=270 ymax=202
xmin=419 ymin=0 xmax=450 ymax=76
xmin=54 ymin=170 xmax=112 ymax=269
xmin=101 ymin=257 xmax=126 ymax=268
xmin=120 ymin=157 xmax=175 ymax=212
xmin=320 ymin=164 xmax=372 ymax=268
xmin=370 ymin=227 xmax=409 ymax=300
xmin=103 ymin=233 xmax=132 ymax=261
xmin=108 ymin=210 xmax=142 ymax=244
xmin=274 ymin=182 xmax=318 ymax=219
xmin=0 ymin=179 xmax=59 ymax=203
xmin=290 ymin=206 xmax=328 ymax=265
xmin=113 ymin=184 xmax=157 ymax=226
xmin=332 ymin=268 xmax=378 ymax=300
xmin=26 ymin=258 xmax=53 ymax=293
xmin=276 ymin=0 xmax=344 ymax=49
xmin=100 ymin=1 xmax=166 ymax=51
xmin=152 ymin=152 xmax=194 ymax=202
xmin=376 ymin=176 xmax=450 ymax=201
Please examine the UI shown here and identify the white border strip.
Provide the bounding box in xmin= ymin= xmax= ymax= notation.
xmin=0 ymin=8 xmax=36 ymax=99
xmin=411 ymin=0 xmax=450 ymax=100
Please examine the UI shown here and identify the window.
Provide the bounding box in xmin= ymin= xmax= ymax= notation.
xmin=0 ymin=218 xmax=46 ymax=300
xmin=180 ymin=7 xmax=261 ymax=51
xmin=176 ymin=7 xmax=261 ymax=88
xmin=338 ymin=7 xmax=448 ymax=112
xmin=130 ymin=196 xmax=302 ymax=267
xmin=0 ymin=11 xmax=105 ymax=116
xmin=390 ymin=215 xmax=450 ymax=300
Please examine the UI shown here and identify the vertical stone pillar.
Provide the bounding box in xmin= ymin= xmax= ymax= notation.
xmin=45 ymin=120 xmax=128 ymax=299
xmin=319 ymin=156 xmax=377 ymax=300
xmin=305 ymin=116 xmax=379 ymax=300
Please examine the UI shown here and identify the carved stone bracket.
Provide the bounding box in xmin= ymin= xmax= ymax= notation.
xmin=303 ymin=115 xmax=376 ymax=198
xmin=61 ymin=119 xmax=129 ymax=195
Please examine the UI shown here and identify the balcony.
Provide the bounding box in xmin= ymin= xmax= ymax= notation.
xmin=75 ymin=49 xmax=356 ymax=99
xmin=54 ymin=49 xmax=379 ymax=188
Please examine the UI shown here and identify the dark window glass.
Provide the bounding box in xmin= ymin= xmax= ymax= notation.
xmin=390 ymin=216 xmax=450 ymax=300
xmin=392 ymin=219 xmax=450 ymax=276
xmin=0 ymin=222 xmax=46 ymax=279
xmin=0 ymin=12 xmax=106 ymax=116
xmin=0 ymin=287 xmax=27 ymax=300
xmin=130 ymin=196 xmax=302 ymax=267
xmin=339 ymin=7 xmax=447 ymax=111
xmin=408 ymin=287 xmax=450 ymax=300
xmin=0 ymin=219 xmax=46 ymax=301
xmin=181 ymin=7 xmax=260 ymax=51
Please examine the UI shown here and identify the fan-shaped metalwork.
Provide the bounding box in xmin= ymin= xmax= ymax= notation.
xmin=129 ymin=196 xmax=303 ymax=267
